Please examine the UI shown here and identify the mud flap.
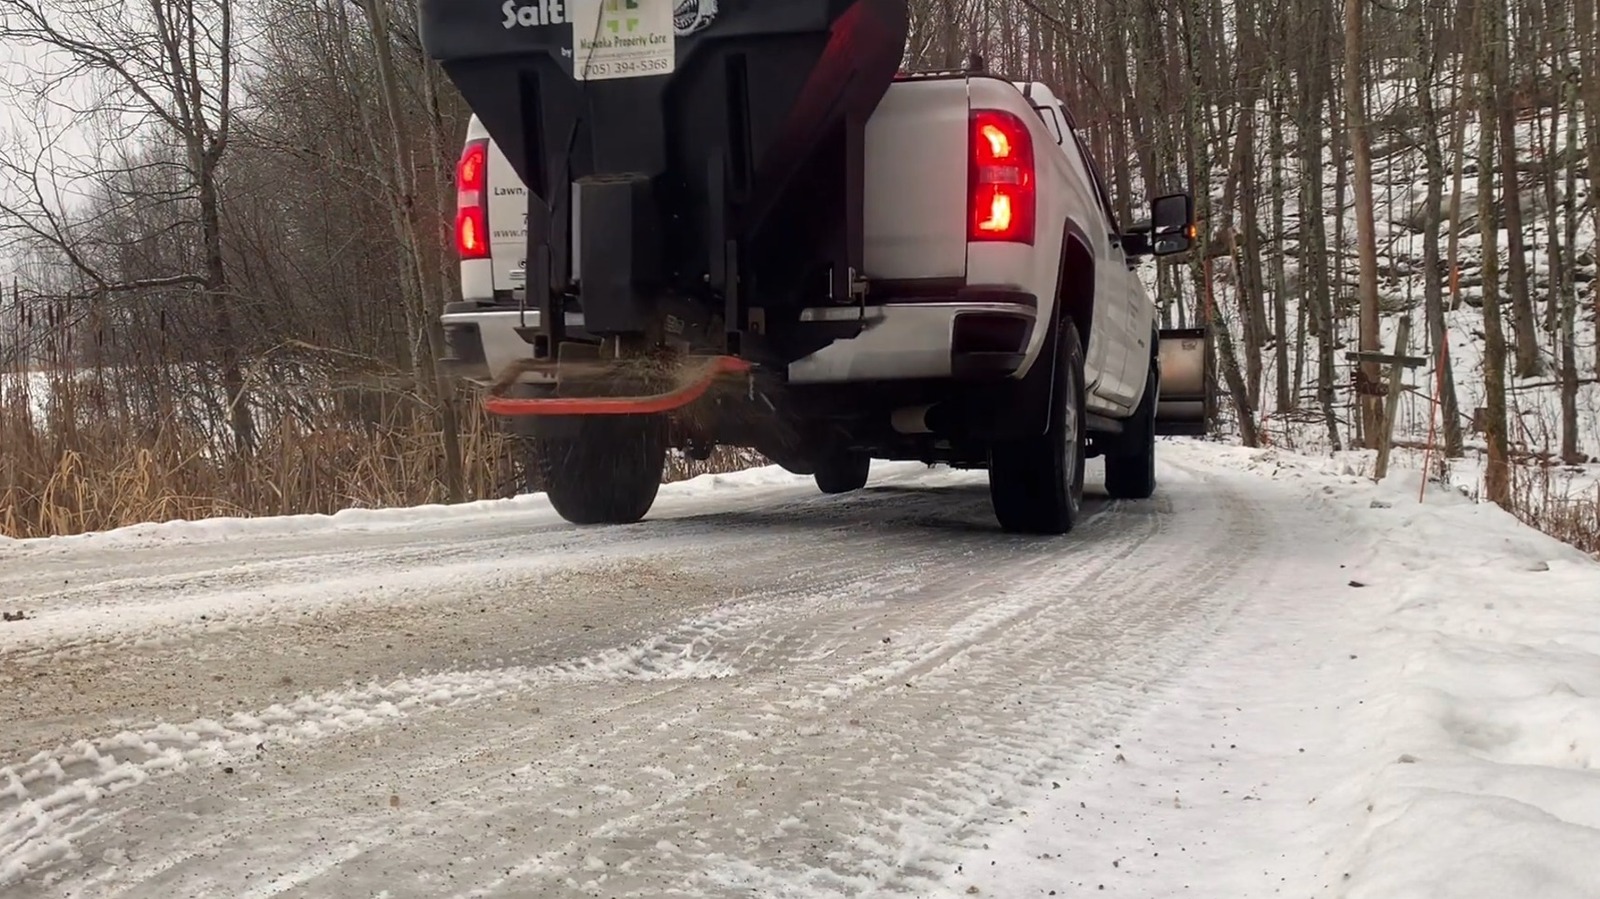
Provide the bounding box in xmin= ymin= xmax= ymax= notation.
xmin=1154 ymin=327 xmax=1212 ymax=437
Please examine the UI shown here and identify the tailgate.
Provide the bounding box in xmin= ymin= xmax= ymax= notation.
xmin=485 ymin=138 xmax=527 ymax=294
xmin=862 ymin=78 xmax=970 ymax=281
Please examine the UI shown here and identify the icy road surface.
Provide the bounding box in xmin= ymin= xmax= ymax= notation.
xmin=4 ymin=441 xmax=1600 ymax=898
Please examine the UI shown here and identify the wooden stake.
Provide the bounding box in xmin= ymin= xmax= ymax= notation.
xmin=1375 ymin=316 xmax=1412 ymax=482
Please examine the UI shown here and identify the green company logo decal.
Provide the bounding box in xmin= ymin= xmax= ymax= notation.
xmin=602 ymin=0 xmax=640 ymax=33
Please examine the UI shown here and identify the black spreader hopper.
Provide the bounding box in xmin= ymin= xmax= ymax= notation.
xmin=420 ymin=0 xmax=910 ymax=366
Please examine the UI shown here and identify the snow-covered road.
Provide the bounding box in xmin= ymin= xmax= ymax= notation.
xmin=4 ymin=442 xmax=1599 ymax=898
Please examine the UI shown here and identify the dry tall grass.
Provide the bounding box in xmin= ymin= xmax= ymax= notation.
xmin=1421 ymin=444 xmax=1600 ymax=557
xmin=12 ymin=361 xmax=1594 ymax=554
xmin=1 ymin=367 xmax=765 ymax=540
xmin=1507 ymin=464 xmax=1600 ymax=557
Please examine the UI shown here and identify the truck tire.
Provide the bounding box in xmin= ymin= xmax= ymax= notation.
xmin=988 ymin=319 xmax=1086 ymax=534
xmin=533 ymin=415 xmax=666 ymax=525
xmin=814 ymin=450 xmax=871 ymax=495
xmin=1104 ymin=358 xmax=1158 ymax=500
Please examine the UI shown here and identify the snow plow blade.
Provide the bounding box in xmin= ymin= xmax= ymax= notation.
xmin=483 ymin=355 xmax=752 ymax=417
xmin=1155 ymin=327 xmax=1211 ymax=437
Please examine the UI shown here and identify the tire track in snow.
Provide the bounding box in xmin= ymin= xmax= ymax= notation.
xmin=22 ymin=489 xmax=1130 ymax=898
xmin=0 ymin=467 xmax=1001 ymax=662
xmin=122 ymin=493 xmax=1152 ymax=899
xmin=1 ymin=472 xmax=1041 ymax=761
xmin=0 ymin=609 xmax=747 ymax=887
xmin=810 ymin=470 xmax=1265 ymax=895
xmin=418 ymin=501 xmax=1157 ymax=897
xmin=3 ymin=480 xmax=1117 ymax=892
xmin=437 ymin=462 xmax=1267 ymax=897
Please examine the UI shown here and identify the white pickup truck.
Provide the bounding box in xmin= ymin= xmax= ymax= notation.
xmin=424 ymin=0 xmax=1208 ymax=534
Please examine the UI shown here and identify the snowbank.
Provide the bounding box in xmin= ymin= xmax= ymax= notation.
xmin=0 ymin=460 xmax=932 ymax=553
xmin=935 ymin=441 xmax=1600 ymax=898
xmin=1248 ymin=447 xmax=1600 ymax=899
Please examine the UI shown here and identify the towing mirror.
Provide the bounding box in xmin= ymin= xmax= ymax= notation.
xmin=1151 ymin=192 xmax=1195 ymax=257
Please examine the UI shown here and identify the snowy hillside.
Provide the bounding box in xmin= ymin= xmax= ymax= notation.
xmin=1142 ymin=69 xmax=1600 ymax=479
xmin=1114 ymin=63 xmax=1600 ymax=555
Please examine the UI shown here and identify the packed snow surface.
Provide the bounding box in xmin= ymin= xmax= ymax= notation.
xmin=3 ymin=442 xmax=1598 ymax=897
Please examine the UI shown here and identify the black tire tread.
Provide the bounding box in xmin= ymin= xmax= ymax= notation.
xmin=1104 ymin=359 xmax=1158 ymax=500
xmin=533 ymin=416 xmax=666 ymax=525
xmin=988 ymin=319 xmax=1087 ymax=535
xmin=814 ymin=451 xmax=871 ymax=495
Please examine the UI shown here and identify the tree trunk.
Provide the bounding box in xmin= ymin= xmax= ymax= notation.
xmin=1539 ymin=82 xmax=1561 ymax=337
xmin=1559 ymin=64 xmax=1582 ymax=463
xmin=1329 ymin=37 xmax=1350 ymax=441
xmin=1297 ymin=4 xmax=1341 ymax=451
xmin=1477 ymin=0 xmax=1511 ymax=508
xmin=199 ymin=154 xmax=255 ymax=456
xmin=1345 ymin=0 xmax=1384 ymax=449
xmin=358 ymin=0 xmax=465 ymax=503
xmin=1579 ymin=0 xmax=1600 ymax=372
xmin=1238 ymin=106 xmax=1269 ymax=413
xmin=1416 ymin=3 xmax=1464 ymax=457
xmin=1498 ymin=99 xmax=1541 ymax=378
xmin=1214 ymin=302 xmax=1261 ymax=447
xmin=1446 ymin=35 xmax=1477 ymax=311
xmin=1268 ymin=79 xmax=1293 ymax=414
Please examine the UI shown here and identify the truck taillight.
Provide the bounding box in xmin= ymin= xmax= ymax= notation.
xmin=968 ymin=109 xmax=1035 ymax=244
xmin=455 ymin=138 xmax=490 ymax=259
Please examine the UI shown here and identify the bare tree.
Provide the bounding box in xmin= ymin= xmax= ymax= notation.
xmin=1476 ymin=0 xmax=1511 ymax=507
xmin=0 ymin=0 xmax=254 ymax=451
xmin=1497 ymin=45 xmax=1541 ymax=379
xmin=1345 ymin=0 xmax=1384 ymax=448
xmin=1580 ymin=0 xmax=1600 ymax=373
xmin=350 ymin=0 xmax=465 ymax=501
xmin=1413 ymin=0 xmax=1464 ymax=456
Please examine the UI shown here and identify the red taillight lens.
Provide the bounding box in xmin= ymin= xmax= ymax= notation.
xmin=968 ymin=109 xmax=1035 ymax=244
xmin=455 ymin=139 xmax=490 ymax=259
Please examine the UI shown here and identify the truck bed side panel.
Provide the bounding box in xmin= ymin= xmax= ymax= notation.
xmin=862 ymin=79 xmax=969 ymax=281
xmin=962 ymin=78 xmax=1080 ymax=380
xmin=961 ymin=77 xmax=1131 ymax=416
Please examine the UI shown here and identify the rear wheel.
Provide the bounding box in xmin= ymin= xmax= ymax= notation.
xmin=988 ymin=319 xmax=1086 ymax=534
xmin=532 ymin=415 xmax=666 ymax=525
xmin=814 ymin=450 xmax=871 ymax=495
xmin=1104 ymin=359 xmax=1158 ymax=500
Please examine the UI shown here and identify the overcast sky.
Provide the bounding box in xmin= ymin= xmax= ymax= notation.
xmin=0 ymin=3 xmax=276 ymax=287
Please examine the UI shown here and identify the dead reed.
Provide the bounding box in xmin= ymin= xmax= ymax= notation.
xmin=1 ymin=367 xmax=765 ymax=540
xmin=1506 ymin=462 xmax=1600 ymax=557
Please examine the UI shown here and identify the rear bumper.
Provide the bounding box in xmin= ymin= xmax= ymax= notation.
xmin=438 ymin=289 xmax=1039 ymax=388
xmin=438 ymin=306 xmax=584 ymax=385
xmin=787 ymin=290 xmax=1038 ymax=385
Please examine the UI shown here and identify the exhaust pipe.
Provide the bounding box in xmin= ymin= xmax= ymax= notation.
xmin=891 ymin=404 xmax=935 ymax=435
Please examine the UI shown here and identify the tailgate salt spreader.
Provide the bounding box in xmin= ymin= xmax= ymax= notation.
xmin=421 ymin=0 xmax=911 ymax=418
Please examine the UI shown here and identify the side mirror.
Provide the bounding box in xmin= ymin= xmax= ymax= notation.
xmin=1150 ymin=192 xmax=1196 ymax=257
